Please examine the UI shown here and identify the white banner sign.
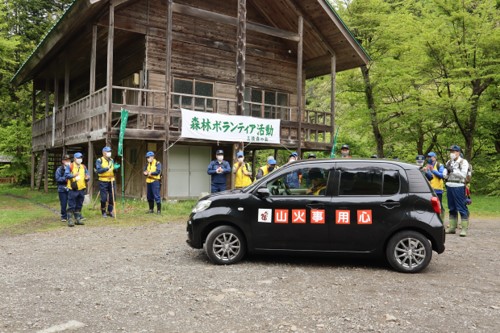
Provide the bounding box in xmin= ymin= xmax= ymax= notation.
xmin=181 ymin=109 xmax=281 ymax=144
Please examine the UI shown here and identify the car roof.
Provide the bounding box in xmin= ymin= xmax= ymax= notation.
xmin=287 ymin=158 xmax=419 ymax=170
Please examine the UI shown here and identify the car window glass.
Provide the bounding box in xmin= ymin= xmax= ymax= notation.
xmin=267 ymin=167 xmax=330 ymax=196
xmin=339 ymin=170 xmax=382 ymax=195
xmin=383 ymin=171 xmax=400 ymax=195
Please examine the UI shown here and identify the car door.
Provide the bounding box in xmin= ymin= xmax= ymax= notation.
xmin=329 ymin=162 xmax=405 ymax=252
xmin=249 ymin=163 xmax=334 ymax=251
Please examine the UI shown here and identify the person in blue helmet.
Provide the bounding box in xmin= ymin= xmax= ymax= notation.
xmin=284 ymin=152 xmax=301 ymax=188
xmin=55 ymin=154 xmax=71 ymax=222
xmin=424 ymin=152 xmax=445 ymax=219
xmin=65 ymin=152 xmax=90 ymax=227
xmin=95 ymin=146 xmax=117 ymax=218
xmin=143 ymin=151 xmax=162 ymax=214
xmin=340 ymin=144 xmax=351 ymax=158
xmin=207 ymin=149 xmax=231 ymax=193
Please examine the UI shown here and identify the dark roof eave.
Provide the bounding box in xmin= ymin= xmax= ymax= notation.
xmin=10 ymin=0 xmax=109 ymax=87
xmin=320 ymin=0 xmax=371 ymax=65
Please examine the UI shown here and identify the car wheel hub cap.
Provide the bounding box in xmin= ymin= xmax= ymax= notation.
xmin=213 ymin=232 xmax=240 ymax=261
xmin=394 ymin=237 xmax=426 ymax=269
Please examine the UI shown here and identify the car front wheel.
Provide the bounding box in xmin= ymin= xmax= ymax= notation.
xmin=204 ymin=226 xmax=246 ymax=265
xmin=386 ymin=231 xmax=432 ymax=273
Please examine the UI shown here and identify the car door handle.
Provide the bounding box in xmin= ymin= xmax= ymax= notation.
xmin=381 ymin=201 xmax=400 ymax=209
xmin=306 ymin=202 xmax=324 ymax=209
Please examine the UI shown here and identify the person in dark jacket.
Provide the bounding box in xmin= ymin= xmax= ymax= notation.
xmin=55 ymin=154 xmax=71 ymax=222
xmin=143 ymin=151 xmax=162 ymax=214
xmin=207 ymin=149 xmax=231 ymax=193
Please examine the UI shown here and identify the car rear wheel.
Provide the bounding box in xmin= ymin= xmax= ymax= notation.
xmin=386 ymin=231 xmax=432 ymax=273
xmin=204 ymin=226 xmax=246 ymax=265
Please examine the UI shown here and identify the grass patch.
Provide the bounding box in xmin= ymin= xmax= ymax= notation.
xmin=0 ymin=184 xmax=196 ymax=236
xmin=1 ymin=184 xmax=497 ymax=236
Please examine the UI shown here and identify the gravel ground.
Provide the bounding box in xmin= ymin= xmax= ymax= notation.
xmin=0 ymin=218 xmax=499 ymax=333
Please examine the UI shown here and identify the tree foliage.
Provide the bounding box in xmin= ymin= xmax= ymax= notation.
xmin=307 ymin=0 xmax=500 ymax=194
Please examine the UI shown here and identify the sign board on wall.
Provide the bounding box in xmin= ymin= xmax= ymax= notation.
xmin=181 ymin=109 xmax=281 ymax=144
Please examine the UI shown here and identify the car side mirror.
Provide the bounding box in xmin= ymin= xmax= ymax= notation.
xmin=256 ymin=187 xmax=271 ymax=198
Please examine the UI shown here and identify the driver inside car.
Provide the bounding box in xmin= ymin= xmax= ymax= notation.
xmin=306 ymin=168 xmax=327 ymax=195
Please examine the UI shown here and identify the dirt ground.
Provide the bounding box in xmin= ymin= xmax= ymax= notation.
xmin=0 ymin=218 xmax=499 ymax=333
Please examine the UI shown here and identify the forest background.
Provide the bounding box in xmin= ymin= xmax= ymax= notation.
xmin=0 ymin=0 xmax=499 ymax=195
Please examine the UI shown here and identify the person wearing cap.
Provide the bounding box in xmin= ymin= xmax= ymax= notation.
xmin=233 ymin=151 xmax=252 ymax=189
xmin=340 ymin=144 xmax=351 ymax=158
xmin=143 ymin=151 xmax=162 ymax=214
xmin=424 ymin=152 xmax=445 ymax=219
xmin=284 ymin=152 xmax=301 ymax=188
xmin=307 ymin=153 xmax=316 ymax=159
xmin=255 ymin=158 xmax=278 ymax=180
xmin=207 ymin=149 xmax=231 ymax=193
xmin=415 ymin=154 xmax=426 ymax=168
xmin=65 ymin=152 xmax=89 ymax=227
xmin=306 ymin=168 xmax=327 ymax=195
xmin=95 ymin=146 xmax=117 ymax=218
xmin=443 ymin=145 xmax=470 ymax=236
xmin=55 ymin=154 xmax=71 ymax=222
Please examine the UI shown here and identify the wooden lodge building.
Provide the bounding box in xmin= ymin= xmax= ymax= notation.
xmin=12 ymin=0 xmax=369 ymax=199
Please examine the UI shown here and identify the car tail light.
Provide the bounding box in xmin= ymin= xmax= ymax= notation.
xmin=431 ymin=197 xmax=441 ymax=214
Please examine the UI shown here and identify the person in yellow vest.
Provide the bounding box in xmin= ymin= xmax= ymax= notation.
xmin=255 ymin=158 xmax=277 ymax=180
xmin=233 ymin=151 xmax=252 ymax=189
xmin=306 ymin=168 xmax=327 ymax=195
xmin=424 ymin=152 xmax=445 ymax=220
xmin=95 ymin=146 xmax=117 ymax=218
xmin=65 ymin=152 xmax=89 ymax=227
xmin=143 ymin=151 xmax=162 ymax=214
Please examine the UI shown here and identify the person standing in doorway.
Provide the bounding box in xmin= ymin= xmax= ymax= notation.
xmin=207 ymin=149 xmax=231 ymax=193
xmin=443 ymin=145 xmax=470 ymax=237
xmin=65 ymin=152 xmax=89 ymax=227
xmin=233 ymin=151 xmax=252 ymax=189
xmin=95 ymin=146 xmax=116 ymax=218
xmin=55 ymin=154 xmax=71 ymax=222
xmin=144 ymin=151 xmax=162 ymax=214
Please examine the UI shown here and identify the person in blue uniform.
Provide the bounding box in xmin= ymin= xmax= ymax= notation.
xmin=65 ymin=152 xmax=90 ymax=227
xmin=207 ymin=149 xmax=231 ymax=193
xmin=143 ymin=151 xmax=162 ymax=214
xmin=55 ymin=154 xmax=71 ymax=222
xmin=95 ymin=146 xmax=116 ymax=218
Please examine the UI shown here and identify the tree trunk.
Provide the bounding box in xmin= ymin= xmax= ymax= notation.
xmin=360 ymin=65 xmax=384 ymax=158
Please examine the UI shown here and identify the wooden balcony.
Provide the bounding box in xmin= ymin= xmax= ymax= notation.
xmin=32 ymin=86 xmax=333 ymax=151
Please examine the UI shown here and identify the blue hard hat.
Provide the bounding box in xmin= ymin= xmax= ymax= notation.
xmin=216 ymin=149 xmax=224 ymax=155
xmin=236 ymin=151 xmax=244 ymax=158
xmin=448 ymin=145 xmax=461 ymax=152
xmin=268 ymin=158 xmax=277 ymax=165
xmin=74 ymin=152 xmax=83 ymax=158
xmin=416 ymin=155 xmax=425 ymax=161
xmin=102 ymin=146 xmax=112 ymax=152
xmin=427 ymin=152 xmax=436 ymax=157
xmin=289 ymin=152 xmax=298 ymax=158
xmin=145 ymin=151 xmax=155 ymax=157
xmin=341 ymin=144 xmax=350 ymax=150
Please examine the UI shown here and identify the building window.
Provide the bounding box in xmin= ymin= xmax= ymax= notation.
xmin=244 ymin=88 xmax=290 ymax=120
xmin=173 ymin=78 xmax=214 ymax=111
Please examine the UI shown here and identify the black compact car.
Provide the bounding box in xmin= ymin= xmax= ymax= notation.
xmin=187 ymin=159 xmax=445 ymax=273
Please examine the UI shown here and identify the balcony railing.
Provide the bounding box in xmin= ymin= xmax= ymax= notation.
xmin=32 ymin=86 xmax=333 ymax=151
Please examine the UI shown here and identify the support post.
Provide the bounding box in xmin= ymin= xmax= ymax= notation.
xmin=236 ymin=0 xmax=247 ymax=116
xmin=330 ymin=53 xmax=337 ymax=144
xmin=296 ymin=16 xmax=304 ymax=156
xmin=163 ymin=0 xmax=173 ymax=199
xmin=63 ymin=59 xmax=70 ymax=148
xmin=31 ymin=153 xmax=35 ymax=190
xmin=88 ymin=141 xmax=94 ymax=198
xmin=53 ymin=77 xmax=58 ymax=148
xmin=45 ymin=80 xmax=49 ymax=148
xmin=106 ymin=4 xmax=115 ymax=145
xmin=90 ymin=25 xmax=97 ymax=94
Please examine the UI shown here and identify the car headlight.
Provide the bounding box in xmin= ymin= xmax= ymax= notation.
xmin=192 ymin=200 xmax=212 ymax=213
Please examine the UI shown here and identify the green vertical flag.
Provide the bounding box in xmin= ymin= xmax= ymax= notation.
xmin=118 ymin=108 xmax=129 ymax=157
xmin=330 ymin=126 xmax=340 ymax=158
xmin=118 ymin=108 xmax=129 ymax=211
